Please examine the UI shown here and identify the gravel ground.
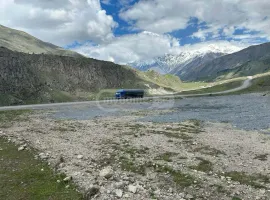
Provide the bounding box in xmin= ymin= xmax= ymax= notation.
xmin=1 ymin=93 xmax=270 ymax=199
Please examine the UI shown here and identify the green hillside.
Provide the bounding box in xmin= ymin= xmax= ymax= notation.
xmin=0 ymin=25 xmax=82 ymax=57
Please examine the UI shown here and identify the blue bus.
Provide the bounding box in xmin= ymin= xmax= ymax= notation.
xmin=115 ymin=89 xmax=144 ymax=99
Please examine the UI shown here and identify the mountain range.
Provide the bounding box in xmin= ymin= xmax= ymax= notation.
xmin=130 ymin=42 xmax=270 ymax=81
xmin=1 ymin=24 xmax=270 ymax=106
xmin=0 ymin=25 xmax=182 ymax=106
xmin=130 ymin=43 xmax=242 ymax=75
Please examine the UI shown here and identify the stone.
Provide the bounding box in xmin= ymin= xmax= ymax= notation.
xmin=85 ymin=185 xmax=100 ymax=198
xmin=154 ymin=190 xmax=161 ymax=196
xmin=115 ymin=181 xmax=125 ymax=189
xmin=63 ymin=176 xmax=72 ymax=182
xmin=128 ymin=185 xmax=137 ymax=194
xmin=59 ymin=163 xmax=65 ymax=168
xmin=39 ymin=153 xmax=48 ymax=160
xmin=77 ymin=155 xmax=83 ymax=159
xmin=186 ymin=194 xmax=194 ymax=199
xmin=115 ymin=189 xmax=123 ymax=198
xmin=18 ymin=146 xmax=25 ymax=151
xmin=99 ymin=166 xmax=113 ymax=179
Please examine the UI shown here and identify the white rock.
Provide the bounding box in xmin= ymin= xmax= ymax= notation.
xmin=77 ymin=155 xmax=83 ymax=159
xmin=63 ymin=176 xmax=72 ymax=182
xmin=59 ymin=163 xmax=65 ymax=168
xmin=123 ymin=194 xmax=130 ymax=198
xmin=18 ymin=146 xmax=25 ymax=151
xmin=57 ymin=180 xmax=61 ymax=183
xmin=99 ymin=166 xmax=113 ymax=179
xmin=186 ymin=194 xmax=194 ymax=199
xmin=65 ymin=185 xmax=70 ymax=189
xmin=260 ymin=189 xmax=266 ymax=194
xmin=39 ymin=153 xmax=48 ymax=160
xmin=115 ymin=181 xmax=125 ymax=188
xmin=115 ymin=189 xmax=123 ymax=198
xmin=154 ymin=190 xmax=161 ymax=195
xmin=128 ymin=185 xmax=137 ymax=194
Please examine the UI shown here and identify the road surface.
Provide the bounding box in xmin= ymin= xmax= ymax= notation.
xmin=0 ymin=77 xmax=253 ymax=111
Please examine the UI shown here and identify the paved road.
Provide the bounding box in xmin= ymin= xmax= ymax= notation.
xmin=0 ymin=77 xmax=253 ymax=111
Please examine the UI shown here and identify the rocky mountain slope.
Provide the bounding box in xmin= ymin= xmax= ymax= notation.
xmin=130 ymin=44 xmax=242 ymax=77
xmin=0 ymin=24 xmax=82 ymax=57
xmin=0 ymin=47 xmax=180 ymax=106
xmin=182 ymin=42 xmax=270 ymax=81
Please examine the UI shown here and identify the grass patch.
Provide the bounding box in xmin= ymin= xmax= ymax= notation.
xmin=126 ymin=123 xmax=146 ymax=132
xmin=150 ymin=129 xmax=194 ymax=141
xmin=153 ymin=164 xmax=196 ymax=188
xmin=177 ymin=79 xmax=243 ymax=95
xmin=0 ymin=137 xmax=82 ymax=200
xmin=51 ymin=126 xmax=76 ymax=132
xmin=232 ymin=197 xmax=242 ymax=200
xmin=254 ymin=154 xmax=268 ymax=161
xmin=155 ymin=152 xmax=178 ymax=162
xmin=194 ymin=146 xmax=226 ymax=157
xmin=211 ymin=184 xmax=228 ymax=194
xmin=0 ymin=109 xmax=32 ymax=128
xmin=190 ymin=157 xmax=213 ymax=173
xmin=224 ymin=171 xmax=270 ymax=189
xmin=119 ymin=157 xmax=146 ymax=175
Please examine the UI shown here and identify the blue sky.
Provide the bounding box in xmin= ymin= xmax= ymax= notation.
xmin=0 ymin=0 xmax=269 ymax=64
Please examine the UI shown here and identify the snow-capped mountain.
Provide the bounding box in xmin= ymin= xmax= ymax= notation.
xmin=129 ymin=43 xmax=245 ymax=78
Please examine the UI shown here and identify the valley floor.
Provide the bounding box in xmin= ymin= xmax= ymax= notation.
xmin=1 ymin=94 xmax=270 ymax=200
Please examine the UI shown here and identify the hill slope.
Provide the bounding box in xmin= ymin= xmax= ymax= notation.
xmin=0 ymin=25 xmax=82 ymax=57
xmin=182 ymin=42 xmax=270 ymax=81
xmin=0 ymin=47 xmax=183 ymax=106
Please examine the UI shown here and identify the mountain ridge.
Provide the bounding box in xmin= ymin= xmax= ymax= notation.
xmin=182 ymin=42 xmax=270 ymax=81
xmin=0 ymin=24 xmax=82 ymax=58
xmin=129 ymin=43 xmax=243 ymax=76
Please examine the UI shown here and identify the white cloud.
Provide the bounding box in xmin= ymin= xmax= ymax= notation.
xmin=72 ymin=31 xmax=180 ymax=64
xmin=120 ymin=0 xmax=270 ymax=40
xmin=0 ymin=0 xmax=117 ymax=45
xmin=72 ymin=31 xmax=248 ymax=64
xmin=0 ymin=0 xmax=269 ymax=65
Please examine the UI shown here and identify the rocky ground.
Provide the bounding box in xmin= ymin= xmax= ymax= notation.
xmin=1 ymin=110 xmax=270 ymax=200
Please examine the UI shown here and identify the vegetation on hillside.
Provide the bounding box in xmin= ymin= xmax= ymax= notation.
xmin=0 ymin=24 xmax=81 ymax=58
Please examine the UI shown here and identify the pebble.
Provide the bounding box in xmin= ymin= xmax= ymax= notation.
xmin=115 ymin=181 xmax=125 ymax=189
xmin=77 ymin=155 xmax=83 ymax=159
xmin=123 ymin=193 xmax=130 ymax=198
xmin=85 ymin=185 xmax=100 ymax=198
xmin=63 ymin=176 xmax=72 ymax=182
xmin=99 ymin=166 xmax=113 ymax=179
xmin=39 ymin=153 xmax=49 ymax=160
xmin=128 ymin=185 xmax=137 ymax=194
xmin=115 ymin=189 xmax=123 ymax=198
xmin=186 ymin=194 xmax=194 ymax=199
xmin=18 ymin=146 xmax=25 ymax=151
